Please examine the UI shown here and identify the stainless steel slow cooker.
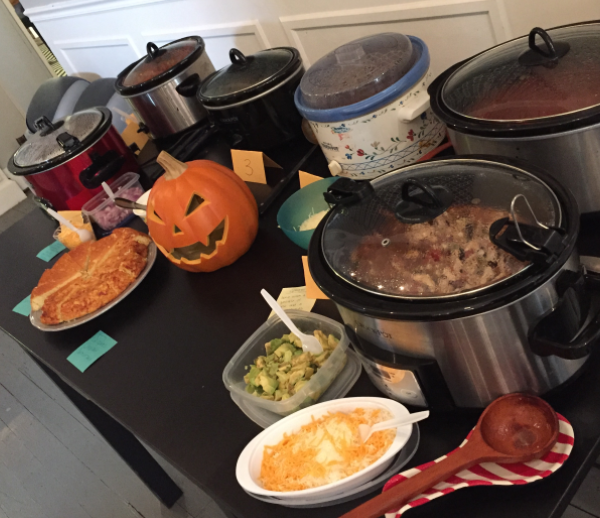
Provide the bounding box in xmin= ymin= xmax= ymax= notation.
xmin=115 ymin=36 xmax=215 ymax=139
xmin=308 ymin=156 xmax=600 ymax=408
xmin=429 ymin=23 xmax=600 ymax=214
xmin=7 ymin=107 xmax=138 ymax=210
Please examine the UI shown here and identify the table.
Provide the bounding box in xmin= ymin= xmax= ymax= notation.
xmin=2 ymin=144 xmax=600 ymax=518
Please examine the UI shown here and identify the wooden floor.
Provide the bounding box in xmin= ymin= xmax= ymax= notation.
xmin=0 ymin=197 xmax=599 ymax=518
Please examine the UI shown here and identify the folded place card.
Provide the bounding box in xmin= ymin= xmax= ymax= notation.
xmin=299 ymin=171 xmax=323 ymax=188
xmin=231 ymin=149 xmax=282 ymax=185
xmin=302 ymin=256 xmax=328 ymax=300
xmin=12 ymin=295 xmax=31 ymax=317
xmin=67 ymin=331 xmax=117 ymax=373
xmin=120 ymin=118 xmax=149 ymax=153
xmin=269 ymin=287 xmax=316 ymax=318
xmin=37 ymin=240 xmax=66 ymax=262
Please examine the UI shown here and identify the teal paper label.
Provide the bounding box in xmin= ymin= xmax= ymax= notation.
xmin=37 ymin=241 xmax=67 ymax=262
xmin=67 ymin=331 xmax=117 ymax=373
xmin=12 ymin=295 xmax=31 ymax=316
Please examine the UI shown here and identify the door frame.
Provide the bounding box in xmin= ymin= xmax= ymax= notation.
xmin=0 ymin=0 xmax=57 ymax=79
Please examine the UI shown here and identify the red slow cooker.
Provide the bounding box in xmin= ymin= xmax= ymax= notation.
xmin=7 ymin=107 xmax=138 ymax=210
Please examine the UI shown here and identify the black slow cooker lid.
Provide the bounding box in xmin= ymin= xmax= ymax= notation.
xmin=198 ymin=47 xmax=301 ymax=107
xmin=9 ymin=107 xmax=112 ymax=176
xmin=311 ymin=156 xmax=578 ymax=320
xmin=321 ymin=158 xmax=563 ymax=300
xmin=115 ymin=36 xmax=205 ymax=96
xmin=430 ymin=22 xmax=600 ymax=137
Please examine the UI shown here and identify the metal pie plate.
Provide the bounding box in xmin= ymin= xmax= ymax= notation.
xmin=242 ymin=424 xmax=420 ymax=508
xmin=30 ymin=242 xmax=157 ymax=332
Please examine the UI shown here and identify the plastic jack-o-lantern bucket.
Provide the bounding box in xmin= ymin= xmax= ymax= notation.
xmin=147 ymin=151 xmax=259 ymax=272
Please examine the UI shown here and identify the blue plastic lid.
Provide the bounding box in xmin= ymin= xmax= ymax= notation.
xmin=296 ymin=34 xmax=429 ymax=123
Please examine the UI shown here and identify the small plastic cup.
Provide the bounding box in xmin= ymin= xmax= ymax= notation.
xmin=82 ymin=172 xmax=144 ymax=231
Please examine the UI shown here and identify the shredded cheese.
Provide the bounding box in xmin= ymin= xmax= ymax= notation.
xmin=260 ymin=408 xmax=394 ymax=491
xmin=298 ymin=210 xmax=328 ymax=231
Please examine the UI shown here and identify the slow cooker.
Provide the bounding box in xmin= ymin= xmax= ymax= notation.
xmin=295 ymin=33 xmax=445 ymax=180
xmin=429 ymin=23 xmax=600 ymax=214
xmin=198 ymin=47 xmax=304 ymax=151
xmin=7 ymin=107 xmax=138 ymax=211
xmin=115 ymin=36 xmax=215 ymax=139
xmin=308 ymin=156 xmax=600 ymax=408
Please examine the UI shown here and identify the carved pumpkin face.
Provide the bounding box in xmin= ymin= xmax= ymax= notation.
xmin=147 ymin=155 xmax=258 ymax=272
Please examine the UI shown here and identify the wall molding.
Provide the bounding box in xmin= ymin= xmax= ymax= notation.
xmin=142 ymin=20 xmax=271 ymax=49
xmin=280 ymin=0 xmax=512 ymax=66
xmin=26 ymin=0 xmax=174 ymax=22
xmin=54 ymin=35 xmax=139 ymax=72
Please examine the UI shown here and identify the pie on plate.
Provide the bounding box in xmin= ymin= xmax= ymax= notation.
xmin=31 ymin=228 xmax=152 ymax=325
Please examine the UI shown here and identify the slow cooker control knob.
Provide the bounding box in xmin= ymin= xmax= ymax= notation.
xmin=328 ymin=160 xmax=343 ymax=176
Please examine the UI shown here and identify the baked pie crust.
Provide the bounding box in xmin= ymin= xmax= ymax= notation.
xmin=31 ymin=228 xmax=151 ymax=324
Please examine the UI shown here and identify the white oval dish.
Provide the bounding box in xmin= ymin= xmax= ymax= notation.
xmin=241 ymin=425 xmax=420 ymax=508
xmin=236 ymin=397 xmax=412 ymax=500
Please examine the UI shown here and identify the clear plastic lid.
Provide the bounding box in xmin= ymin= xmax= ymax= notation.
xmin=120 ymin=37 xmax=202 ymax=88
xmin=13 ymin=109 xmax=104 ymax=168
xmin=442 ymin=24 xmax=600 ymax=121
xmin=321 ymin=159 xmax=562 ymax=299
xmin=198 ymin=47 xmax=300 ymax=105
xmin=299 ymin=33 xmax=418 ymax=110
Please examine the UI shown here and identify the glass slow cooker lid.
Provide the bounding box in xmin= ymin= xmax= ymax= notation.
xmin=299 ymin=33 xmax=418 ymax=110
xmin=116 ymin=36 xmax=204 ymax=93
xmin=321 ymin=159 xmax=563 ymax=299
xmin=442 ymin=24 xmax=600 ymax=121
xmin=198 ymin=47 xmax=301 ymax=106
xmin=13 ymin=108 xmax=105 ymax=168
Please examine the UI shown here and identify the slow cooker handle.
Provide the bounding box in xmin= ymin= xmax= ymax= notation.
xmin=518 ymin=27 xmax=570 ymax=67
xmin=175 ymin=73 xmax=201 ymax=97
xmin=529 ymin=267 xmax=600 ymax=360
xmin=394 ymin=179 xmax=453 ymax=224
xmin=146 ymin=42 xmax=165 ymax=60
xmin=79 ymin=151 xmax=126 ymax=189
xmin=396 ymin=90 xmax=430 ymax=123
xmin=229 ymin=48 xmax=248 ymax=66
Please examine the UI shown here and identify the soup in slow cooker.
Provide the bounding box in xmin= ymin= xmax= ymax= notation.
xmin=350 ymin=205 xmax=528 ymax=297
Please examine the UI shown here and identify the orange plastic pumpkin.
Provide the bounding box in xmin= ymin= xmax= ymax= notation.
xmin=147 ymin=152 xmax=258 ymax=272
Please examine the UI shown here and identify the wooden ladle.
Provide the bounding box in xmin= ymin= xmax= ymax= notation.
xmin=340 ymin=393 xmax=559 ymax=518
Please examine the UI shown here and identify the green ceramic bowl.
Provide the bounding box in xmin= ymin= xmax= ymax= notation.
xmin=277 ymin=177 xmax=338 ymax=250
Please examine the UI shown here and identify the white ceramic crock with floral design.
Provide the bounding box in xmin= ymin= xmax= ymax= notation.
xmin=295 ymin=35 xmax=445 ymax=180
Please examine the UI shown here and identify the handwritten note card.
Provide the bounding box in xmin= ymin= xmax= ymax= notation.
xmin=302 ymin=256 xmax=328 ymax=300
xmin=37 ymin=240 xmax=66 ymax=262
xmin=299 ymin=171 xmax=323 ymax=188
xmin=269 ymin=287 xmax=316 ymax=318
xmin=231 ymin=149 xmax=282 ymax=185
xmin=67 ymin=331 xmax=117 ymax=373
xmin=12 ymin=295 xmax=31 ymax=317
xmin=120 ymin=118 xmax=149 ymax=153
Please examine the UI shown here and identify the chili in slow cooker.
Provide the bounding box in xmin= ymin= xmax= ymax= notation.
xmin=350 ymin=205 xmax=528 ymax=296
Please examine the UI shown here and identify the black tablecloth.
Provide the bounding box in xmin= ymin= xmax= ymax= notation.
xmin=2 ymin=145 xmax=600 ymax=518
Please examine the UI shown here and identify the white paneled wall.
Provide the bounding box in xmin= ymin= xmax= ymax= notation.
xmin=20 ymin=0 xmax=600 ymax=79
xmin=280 ymin=0 xmax=510 ymax=69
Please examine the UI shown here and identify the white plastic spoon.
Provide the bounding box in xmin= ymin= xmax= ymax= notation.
xmin=359 ymin=410 xmax=430 ymax=443
xmin=102 ymin=181 xmax=116 ymax=201
xmin=46 ymin=208 xmax=94 ymax=244
xmin=260 ymin=289 xmax=323 ymax=354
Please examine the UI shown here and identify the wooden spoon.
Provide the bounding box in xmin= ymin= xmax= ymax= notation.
xmin=339 ymin=393 xmax=559 ymax=518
